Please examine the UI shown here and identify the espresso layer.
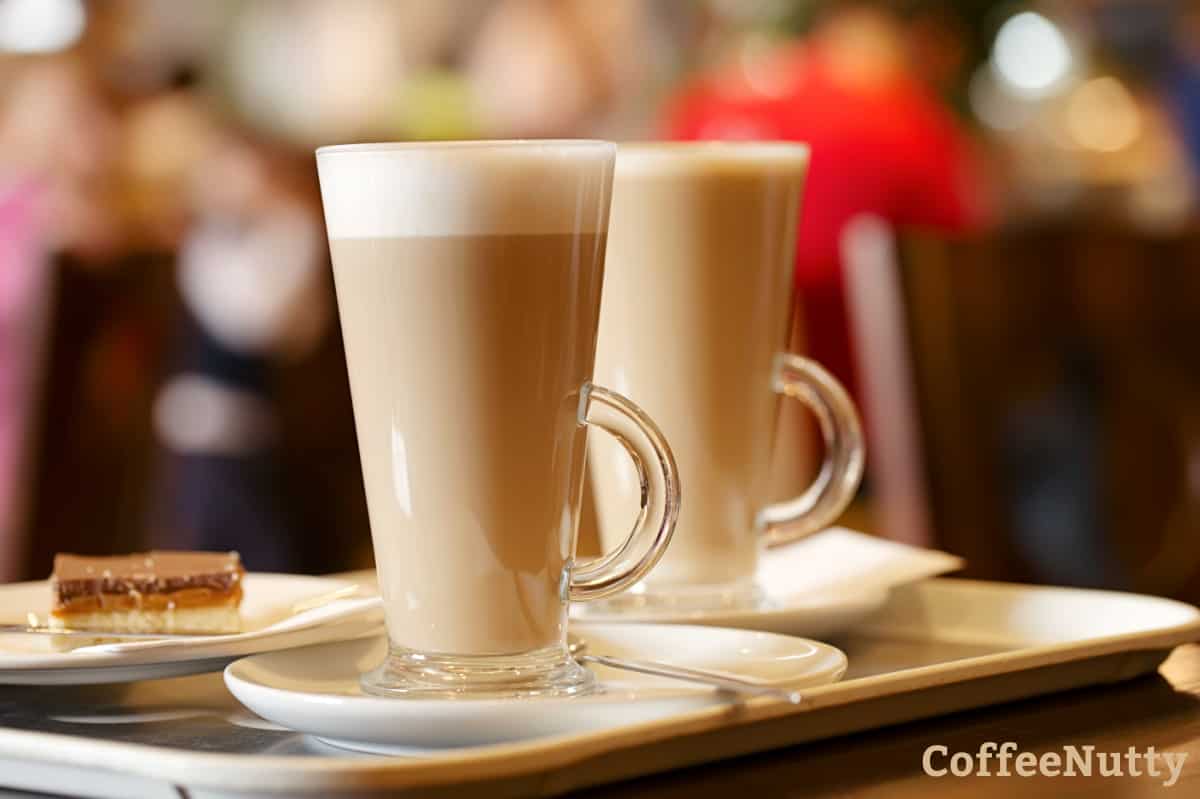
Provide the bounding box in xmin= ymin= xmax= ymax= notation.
xmin=52 ymin=551 xmax=244 ymax=610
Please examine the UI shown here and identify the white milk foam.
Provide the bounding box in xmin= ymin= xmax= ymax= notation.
xmin=316 ymin=141 xmax=615 ymax=239
xmin=615 ymin=142 xmax=810 ymax=177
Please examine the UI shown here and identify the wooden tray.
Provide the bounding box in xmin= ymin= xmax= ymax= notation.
xmin=0 ymin=578 xmax=1197 ymax=798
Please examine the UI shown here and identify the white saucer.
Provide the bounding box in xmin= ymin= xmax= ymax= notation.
xmin=224 ymin=623 xmax=847 ymax=752
xmin=571 ymin=529 xmax=966 ymax=636
xmin=0 ymin=574 xmax=384 ymax=684
xmin=571 ymin=542 xmax=892 ymax=638
xmin=574 ymin=585 xmax=890 ymax=639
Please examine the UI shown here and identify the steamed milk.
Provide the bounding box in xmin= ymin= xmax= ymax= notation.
xmin=318 ymin=147 xmax=608 ymax=654
xmin=590 ymin=145 xmax=807 ymax=589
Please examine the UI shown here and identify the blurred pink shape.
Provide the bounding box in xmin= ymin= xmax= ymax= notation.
xmin=0 ymin=179 xmax=51 ymax=581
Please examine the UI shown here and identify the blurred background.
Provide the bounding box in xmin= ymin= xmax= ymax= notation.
xmin=1 ymin=0 xmax=1199 ymax=602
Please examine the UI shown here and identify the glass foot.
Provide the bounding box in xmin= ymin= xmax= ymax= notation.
xmin=360 ymin=643 xmax=595 ymax=699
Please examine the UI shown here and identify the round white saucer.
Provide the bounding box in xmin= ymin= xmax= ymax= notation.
xmin=570 ymin=543 xmax=890 ymax=638
xmin=224 ymin=623 xmax=846 ymax=752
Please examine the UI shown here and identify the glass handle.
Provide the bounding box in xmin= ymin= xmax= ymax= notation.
xmin=570 ymin=383 xmax=681 ymax=602
xmin=758 ymin=353 xmax=865 ymax=547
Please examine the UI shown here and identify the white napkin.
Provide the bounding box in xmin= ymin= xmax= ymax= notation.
xmin=759 ymin=527 xmax=963 ymax=600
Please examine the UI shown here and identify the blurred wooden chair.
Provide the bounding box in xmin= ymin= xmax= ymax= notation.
xmin=20 ymin=257 xmax=370 ymax=581
xmin=22 ymin=256 xmax=175 ymax=580
xmin=843 ymin=219 xmax=1200 ymax=599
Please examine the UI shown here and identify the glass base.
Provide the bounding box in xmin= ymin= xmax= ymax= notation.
xmin=581 ymin=577 xmax=768 ymax=615
xmin=360 ymin=643 xmax=595 ymax=699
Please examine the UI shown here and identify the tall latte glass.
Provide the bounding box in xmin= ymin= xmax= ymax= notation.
xmin=589 ymin=143 xmax=863 ymax=611
xmin=316 ymin=141 xmax=679 ymax=698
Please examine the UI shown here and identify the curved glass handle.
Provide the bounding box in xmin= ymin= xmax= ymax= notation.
xmin=571 ymin=383 xmax=681 ymax=602
xmin=758 ymin=353 xmax=865 ymax=547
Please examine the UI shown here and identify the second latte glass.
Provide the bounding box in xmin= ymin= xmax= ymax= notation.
xmin=588 ymin=142 xmax=865 ymax=612
xmin=317 ymin=141 xmax=680 ymax=698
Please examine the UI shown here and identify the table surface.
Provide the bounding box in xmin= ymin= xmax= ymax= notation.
xmin=574 ymin=644 xmax=1200 ymax=799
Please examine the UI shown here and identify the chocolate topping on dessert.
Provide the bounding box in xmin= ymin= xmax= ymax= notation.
xmin=51 ymin=551 xmax=244 ymax=608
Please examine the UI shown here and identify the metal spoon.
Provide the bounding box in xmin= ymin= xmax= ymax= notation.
xmin=567 ymin=634 xmax=803 ymax=704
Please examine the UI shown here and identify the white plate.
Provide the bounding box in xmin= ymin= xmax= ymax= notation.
xmin=0 ymin=573 xmax=384 ymax=684
xmin=224 ymin=623 xmax=847 ymax=752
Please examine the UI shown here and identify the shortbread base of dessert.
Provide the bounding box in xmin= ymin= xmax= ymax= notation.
xmin=49 ymin=605 xmax=242 ymax=635
xmin=47 ymin=606 xmax=241 ymax=651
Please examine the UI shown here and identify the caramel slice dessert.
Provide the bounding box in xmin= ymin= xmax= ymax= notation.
xmin=50 ymin=551 xmax=244 ymax=635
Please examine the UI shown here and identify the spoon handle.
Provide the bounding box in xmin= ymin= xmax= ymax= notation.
xmin=577 ymin=654 xmax=803 ymax=704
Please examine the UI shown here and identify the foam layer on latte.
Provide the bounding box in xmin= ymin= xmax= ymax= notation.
xmin=615 ymin=142 xmax=810 ymax=177
xmin=317 ymin=141 xmax=615 ymax=239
